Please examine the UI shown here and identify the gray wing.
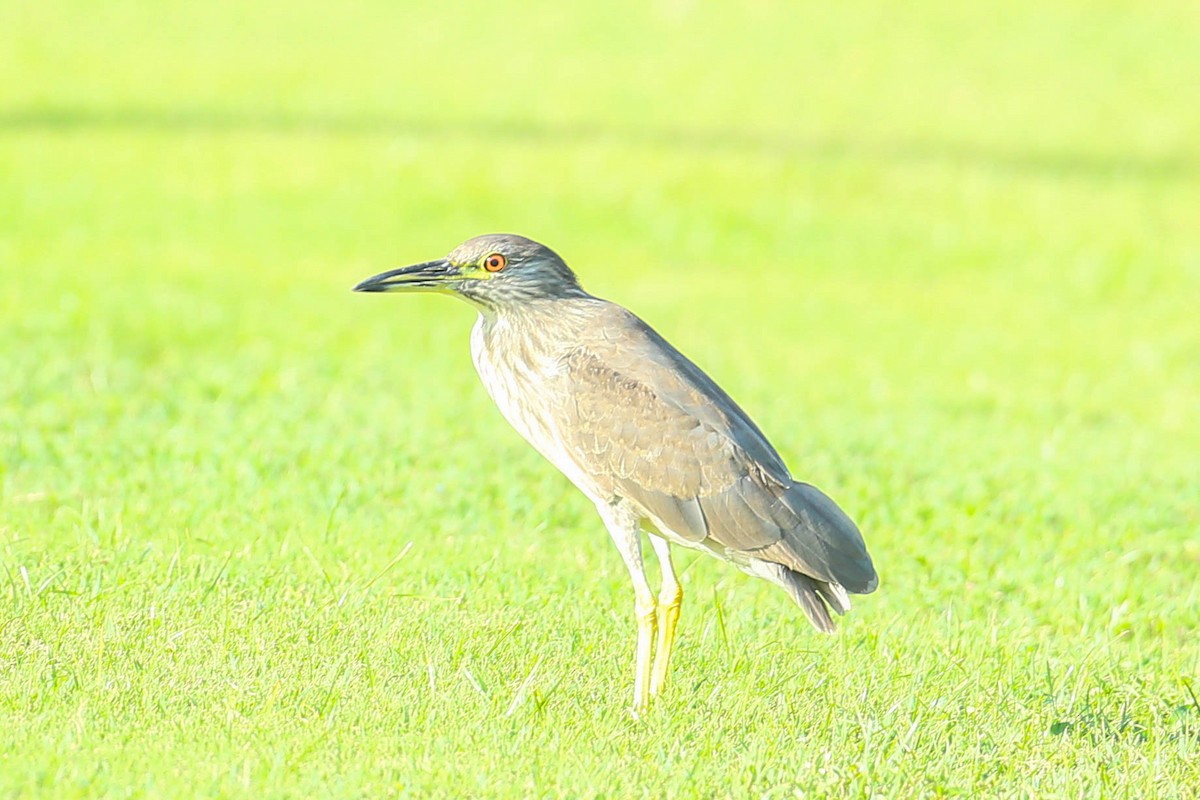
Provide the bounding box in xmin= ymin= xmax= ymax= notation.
xmin=556 ymin=304 xmax=877 ymax=595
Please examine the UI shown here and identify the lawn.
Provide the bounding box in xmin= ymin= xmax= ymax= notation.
xmin=2 ymin=0 xmax=1199 ymax=796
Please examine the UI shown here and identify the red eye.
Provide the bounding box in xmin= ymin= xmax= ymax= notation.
xmin=484 ymin=253 xmax=506 ymax=272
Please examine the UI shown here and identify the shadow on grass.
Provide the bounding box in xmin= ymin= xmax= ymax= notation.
xmin=1 ymin=104 xmax=1195 ymax=183
xmin=1049 ymin=683 xmax=1200 ymax=746
xmin=1049 ymin=712 xmax=1150 ymax=744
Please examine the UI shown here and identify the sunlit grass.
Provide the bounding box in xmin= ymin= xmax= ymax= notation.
xmin=2 ymin=0 xmax=1199 ymax=796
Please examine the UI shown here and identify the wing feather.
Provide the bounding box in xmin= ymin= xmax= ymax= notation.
xmin=554 ymin=303 xmax=876 ymax=593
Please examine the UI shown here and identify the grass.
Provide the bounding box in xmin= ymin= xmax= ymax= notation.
xmin=2 ymin=0 xmax=1199 ymax=796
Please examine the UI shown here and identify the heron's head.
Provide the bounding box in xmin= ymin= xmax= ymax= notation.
xmin=353 ymin=233 xmax=584 ymax=311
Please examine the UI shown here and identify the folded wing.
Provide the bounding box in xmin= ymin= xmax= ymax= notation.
xmin=555 ymin=304 xmax=877 ymax=596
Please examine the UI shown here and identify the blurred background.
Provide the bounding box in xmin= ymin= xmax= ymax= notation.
xmin=1 ymin=0 xmax=1198 ymax=795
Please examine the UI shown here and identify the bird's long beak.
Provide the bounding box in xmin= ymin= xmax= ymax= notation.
xmin=352 ymin=259 xmax=459 ymax=293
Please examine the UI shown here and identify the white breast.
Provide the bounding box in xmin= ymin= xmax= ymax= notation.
xmin=470 ymin=315 xmax=605 ymax=504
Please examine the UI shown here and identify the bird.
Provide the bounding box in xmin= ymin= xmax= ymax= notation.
xmin=353 ymin=233 xmax=878 ymax=713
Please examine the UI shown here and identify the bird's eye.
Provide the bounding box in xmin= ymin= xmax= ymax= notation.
xmin=483 ymin=253 xmax=506 ymax=272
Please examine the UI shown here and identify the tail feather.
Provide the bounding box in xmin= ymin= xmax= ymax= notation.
xmin=747 ymin=559 xmax=847 ymax=633
xmin=789 ymin=576 xmax=837 ymax=633
xmin=815 ymin=579 xmax=851 ymax=615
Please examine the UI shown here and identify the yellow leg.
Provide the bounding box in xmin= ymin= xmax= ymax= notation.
xmin=600 ymin=501 xmax=658 ymax=714
xmin=648 ymin=536 xmax=682 ymax=698
xmin=633 ymin=598 xmax=657 ymax=714
xmin=650 ymin=586 xmax=682 ymax=696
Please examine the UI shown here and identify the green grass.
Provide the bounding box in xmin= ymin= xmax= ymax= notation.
xmin=3 ymin=0 xmax=1200 ymax=796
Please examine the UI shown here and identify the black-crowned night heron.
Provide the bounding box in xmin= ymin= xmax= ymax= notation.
xmin=354 ymin=234 xmax=878 ymax=713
